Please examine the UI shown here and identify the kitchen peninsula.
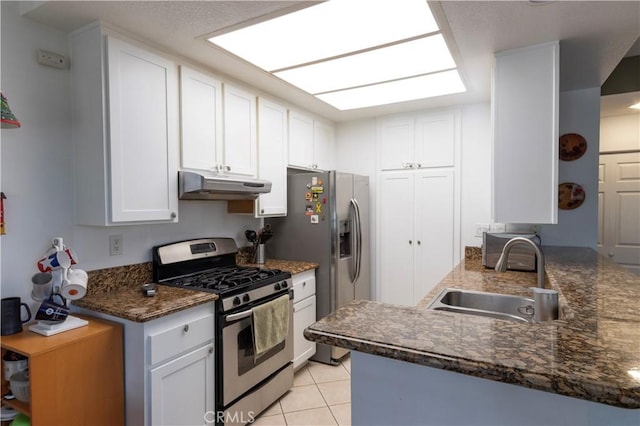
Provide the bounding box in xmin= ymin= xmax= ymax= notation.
xmin=305 ymin=247 xmax=640 ymax=425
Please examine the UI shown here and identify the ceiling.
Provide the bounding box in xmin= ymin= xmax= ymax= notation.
xmin=19 ymin=0 xmax=640 ymax=122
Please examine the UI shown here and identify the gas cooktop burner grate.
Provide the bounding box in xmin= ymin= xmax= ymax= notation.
xmin=166 ymin=266 xmax=286 ymax=293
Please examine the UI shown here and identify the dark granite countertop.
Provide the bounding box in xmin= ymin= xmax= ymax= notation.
xmin=239 ymin=259 xmax=318 ymax=275
xmin=72 ymin=259 xmax=316 ymax=322
xmin=304 ymin=247 xmax=640 ymax=409
xmin=71 ymin=262 xmax=217 ymax=322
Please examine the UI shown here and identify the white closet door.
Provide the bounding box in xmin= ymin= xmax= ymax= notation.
xmin=414 ymin=169 xmax=455 ymax=304
xmin=379 ymin=171 xmax=415 ymax=306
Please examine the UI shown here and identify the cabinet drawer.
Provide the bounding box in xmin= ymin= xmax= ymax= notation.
xmin=149 ymin=313 xmax=214 ymax=365
xmin=293 ymin=270 xmax=316 ymax=302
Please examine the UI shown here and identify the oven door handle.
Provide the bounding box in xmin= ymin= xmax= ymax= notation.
xmin=225 ymin=309 xmax=253 ymax=322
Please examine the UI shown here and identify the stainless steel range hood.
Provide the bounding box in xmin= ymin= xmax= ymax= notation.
xmin=178 ymin=171 xmax=271 ymax=201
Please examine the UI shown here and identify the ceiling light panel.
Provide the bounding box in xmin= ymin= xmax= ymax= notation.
xmin=317 ymin=70 xmax=466 ymax=110
xmin=208 ymin=0 xmax=439 ymax=71
xmin=274 ymin=35 xmax=456 ymax=94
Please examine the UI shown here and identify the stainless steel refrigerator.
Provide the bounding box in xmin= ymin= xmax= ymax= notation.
xmin=266 ymin=170 xmax=370 ymax=365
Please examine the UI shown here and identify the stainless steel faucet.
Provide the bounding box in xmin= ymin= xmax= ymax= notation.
xmin=494 ymin=237 xmax=546 ymax=288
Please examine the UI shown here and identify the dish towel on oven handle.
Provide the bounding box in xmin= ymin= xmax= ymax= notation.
xmin=252 ymin=294 xmax=290 ymax=358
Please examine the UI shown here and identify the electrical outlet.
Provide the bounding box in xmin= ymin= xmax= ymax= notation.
xmin=491 ymin=223 xmax=506 ymax=232
xmin=109 ymin=234 xmax=123 ymax=256
xmin=474 ymin=223 xmax=490 ymax=237
xmin=37 ymin=49 xmax=67 ymax=69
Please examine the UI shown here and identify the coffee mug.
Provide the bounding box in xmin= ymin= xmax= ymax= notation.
xmin=63 ymin=247 xmax=79 ymax=265
xmin=31 ymin=272 xmax=53 ymax=302
xmin=61 ymin=268 xmax=88 ymax=300
xmin=35 ymin=295 xmax=69 ymax=323
xmin=37 ymin=250 xmax=71 ymax=272
xmin=1 ymin=298 xmax=32 ymax=336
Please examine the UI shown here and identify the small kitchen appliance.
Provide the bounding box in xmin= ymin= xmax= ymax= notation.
xmin=152 ymin=238 xmax=293 ymax=426
xmin=482 ymin=232 xmax=541 ymax=271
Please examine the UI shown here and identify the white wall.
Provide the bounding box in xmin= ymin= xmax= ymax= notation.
xmin=0 ymin=2 xmax=260 ymax=309
xmin=538 ymin=88 xmax=601 ymax=247
xmin=600 ymin=113 xmax=640 ymax=152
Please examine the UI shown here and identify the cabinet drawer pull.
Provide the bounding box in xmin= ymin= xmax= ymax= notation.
xmin=183 ymin=324 xmax=189 ymax=333
xmin=170 ymin=212 xmax=177 ymax=219
xmin=208 ymin=346 xmax=214 ymax=354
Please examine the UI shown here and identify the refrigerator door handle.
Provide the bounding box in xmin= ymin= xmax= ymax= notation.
xmin=350 ymin=198 xmax=363 ymax=284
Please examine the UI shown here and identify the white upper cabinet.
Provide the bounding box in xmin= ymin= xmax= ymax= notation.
xmin=414 ymin=113 xmax=455 ymax=168
xmin=223 ymin=84 xmax=257 ymax=176
xmin=256 ymin=97 xmax=288 ymax=217
xmin=288 ymin=110 xmax=335 ymax=170
xmin=70 ymin=23 xmax=179 ymax=225
xmin=379 ymin=117 xmax=414 ymax=170
xmin=180 ymin=71 xmax=257 ymax=177
xmin=288 ymin=110 xmax=314 ymax=168
xmin=313 ymin=120 xmax=336 ymax=171
xmin=379 ymin=112 xmax=456 ymax=170
xmin=179 ymin=66 xmax=222 ymax=171
xmin=492 ymin=41 xmax=559 ymax=224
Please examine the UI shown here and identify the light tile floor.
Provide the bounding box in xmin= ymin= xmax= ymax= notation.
xmin=253 ymin=356 xmax=352 ymax=426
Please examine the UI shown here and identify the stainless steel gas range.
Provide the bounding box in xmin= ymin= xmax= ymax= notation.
xmin=152 ymin=238 xmax=293 ymax=426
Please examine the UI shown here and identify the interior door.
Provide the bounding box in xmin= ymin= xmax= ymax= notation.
xmin=598 ymin=152 xmax=640 ymax=274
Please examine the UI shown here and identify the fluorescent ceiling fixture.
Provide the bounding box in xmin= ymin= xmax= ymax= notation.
xmin=209 ymin=0 xmax=438 ymax=71
xmin=207 ymin=0 xmax=465 ymax=110
xmin=629 ymin=102 xmax=640 ymax=110
xmin=274 ymin=35 xmax=456 ymax=95
xmin=317 ymin=70 xmax=466 ymax=111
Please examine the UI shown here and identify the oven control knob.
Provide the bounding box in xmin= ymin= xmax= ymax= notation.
xmin=233 ymin=296 xmax=241 ymax=306
xmin=242 ymin=294 xmax=250 ymax=303
xmin=274 ymin=283 xmax=281 ymax=290
xmin=281 ymin=281 xmax=288 ymax=288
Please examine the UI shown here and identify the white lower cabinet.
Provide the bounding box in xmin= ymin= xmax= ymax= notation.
xmin=75 ymin=302 xmax=215 ymax=426
xmin=292 ymin=269 xmax=316 ymax=370
xmin=150 ymin=343 xmax=214 ymax=426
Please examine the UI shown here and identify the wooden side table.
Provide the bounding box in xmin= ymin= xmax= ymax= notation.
xmin=1 ymin=315 xmax=124 ymax=426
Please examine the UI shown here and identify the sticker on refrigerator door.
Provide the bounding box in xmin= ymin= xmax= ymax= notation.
xmin=312 ymin=177 xmax=318 ymax=185
xmin=305 ymin=191 xmax=312 ymax=201
xmin=310 ymin=215 xmax=319 ymax=224
xmin=305 ymin=205 xmax=314 ymax=216
xmin=315 ymin=202 xmax=322 ymax=213
xmin=311 ymin=186 xmax=324 ymax=194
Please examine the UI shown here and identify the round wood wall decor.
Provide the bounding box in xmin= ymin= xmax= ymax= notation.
xmin=558 ymin=182 xmax=585 ymax=210
xmin=559 ymin=133 xmax=587 ymax=161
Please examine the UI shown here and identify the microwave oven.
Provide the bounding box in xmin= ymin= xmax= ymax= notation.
xmin=482 ymin=232 xmax=541 ymax=271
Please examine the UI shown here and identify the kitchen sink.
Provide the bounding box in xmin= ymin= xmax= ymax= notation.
xmin=425 ymin=288 xmax=536 ymax=323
